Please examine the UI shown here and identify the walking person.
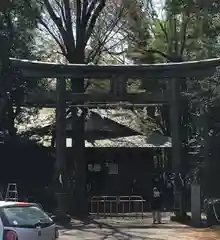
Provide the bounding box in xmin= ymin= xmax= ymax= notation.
xmin=151 ymin=187 xmax=162 ymax=224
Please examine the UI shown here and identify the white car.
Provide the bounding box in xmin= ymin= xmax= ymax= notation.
xmin=0 ymin=201 xmax=59 ymax=240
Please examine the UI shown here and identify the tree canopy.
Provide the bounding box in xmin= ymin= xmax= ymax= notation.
xmin=0 ymin=0 xmax=41 ymax=138
xmin=123 ymin=0 xmax=220 ymax=186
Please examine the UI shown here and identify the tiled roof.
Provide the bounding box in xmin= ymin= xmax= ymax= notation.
xmin=17 ymin=108 xmax=171 ymax=148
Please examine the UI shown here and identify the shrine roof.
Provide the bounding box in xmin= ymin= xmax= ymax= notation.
xmin=17 ymin=108 xmax=171 ymax=147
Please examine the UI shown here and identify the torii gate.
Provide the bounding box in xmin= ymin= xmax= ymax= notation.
xmin=1 ymin=55 xmax=220 ymax=223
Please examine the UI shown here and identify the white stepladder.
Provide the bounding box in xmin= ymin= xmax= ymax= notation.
xmin=5 ymin=183 xmax=18 ymax=201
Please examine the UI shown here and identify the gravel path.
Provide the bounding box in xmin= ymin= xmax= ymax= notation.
xmin=58 ymin=214 xmax=219 ymax=239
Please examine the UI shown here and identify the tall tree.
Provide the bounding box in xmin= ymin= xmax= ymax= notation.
xmin=26 ymin=0 xmax=125 ymax=217
xmin=0 ymin=0 xmax=40 ymax=139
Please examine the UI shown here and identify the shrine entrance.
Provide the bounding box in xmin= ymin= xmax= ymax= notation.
xmin=5 ymin=57 xmax=220 ymax=221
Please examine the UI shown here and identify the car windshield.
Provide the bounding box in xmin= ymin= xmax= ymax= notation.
xmin=2 ymin=205 xmax=53 ymax=228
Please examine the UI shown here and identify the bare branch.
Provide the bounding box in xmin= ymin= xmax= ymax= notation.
xmin=87 ymin=6 xmax=125 ymax=62
xmin=173 ymin=16 xmax=178 ymax=54
xmin=98 ymin=6 xmax=124 ymax=45
xmin=158 ymin=21 xmax=169 ymax=43
xmin=180 ymin=15 xmax=190 ymax=55
xmin=148 ymin=0 xmax=169 ymax=43
xmin=82 ymin=0 xmax=88 ymax=19
xmin=76 ymin=0 xmax=82 ymax=41
xmin=63 ymin=0 xmax=75 ymax=50
xmin=54 ymin=0 xmax=66 ymax=26
xmin=86 ymin=0 xmax=99 ymax=21
xmin=43 ymin=0 xmax=71 ymax=53
xmin=39 ymin=18 xmax=67 ymax=57
xmin=43 ymin=0 xmax=65 ymax=34
xmin=86 ymin=0 xmax=106 ymax=43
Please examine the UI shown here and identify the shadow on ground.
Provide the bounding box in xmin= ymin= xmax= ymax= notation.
xmin=59 ymin=218 xmax=191 ymax=240
xmin=61 ymin=217 xmax=188 ymax=230
xmin=61 ymin=223 xmax=163 ymax=240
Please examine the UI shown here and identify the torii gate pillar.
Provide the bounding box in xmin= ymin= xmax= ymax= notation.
xmin=170 ymin=77 xmax=186 ymax=218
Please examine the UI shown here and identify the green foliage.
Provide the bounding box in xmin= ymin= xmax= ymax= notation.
xmin=125 ymin=0 xmax=220 ymax=62
xmin=0 ymin=0 xmax=40 ymax=136
xmin=0 ymin=0 xmax=39 ymax=58
xmin=123 ymin=0 xmax=220 ymax=171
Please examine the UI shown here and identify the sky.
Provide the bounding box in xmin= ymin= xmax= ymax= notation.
xmin=34 ymin=0 xmax=167 ymax=64
xmin=153 ymin=0 xmax=166 ymax=19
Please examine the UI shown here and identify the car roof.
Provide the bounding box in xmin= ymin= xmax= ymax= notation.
xmin=0 ymin=201 xmax=32 ymax=207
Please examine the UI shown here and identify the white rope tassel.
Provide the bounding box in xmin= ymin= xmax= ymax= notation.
xmin=212 ymin=203 xmax=220 ymax=223
xmin=204 ymin=198 xmax=220 ymax=223
xmin=59 ymin=174 xmax=63 ymax=185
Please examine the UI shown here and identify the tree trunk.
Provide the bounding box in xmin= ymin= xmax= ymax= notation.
xmin=70 ymin=78 xmax=87 ymax=218
xmin=54 ymin=77 xmax=69 ymax=214
xmin=62 ymin=47 xmax=87 ymax=218
xmin=7 ymin=100 xmax=16 ymax=137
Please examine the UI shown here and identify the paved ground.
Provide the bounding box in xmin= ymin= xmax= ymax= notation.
xmin=58 ymin=213 xmax=220 ymax=240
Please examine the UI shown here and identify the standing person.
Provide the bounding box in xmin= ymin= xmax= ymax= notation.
xmin=131 ymin=179 xmax=137 ymax=195
xmin=151 ymin=187 xmax=162 ymax=224
xmin=166 ymin=180 xmax=174 ymax=210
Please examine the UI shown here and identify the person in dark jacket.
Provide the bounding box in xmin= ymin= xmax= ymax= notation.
xmin=151 ymin=187 xmax=162 ymax=224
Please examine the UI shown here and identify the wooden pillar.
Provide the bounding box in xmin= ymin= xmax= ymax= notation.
xmin=170 ymin=77 xmax=181 ymax=172
xmin=191 ymin=184 xmax=201 ymax=227
xmin=111 ymin=75 xmax=127 ymax=96
xmin=169 ymin=77 xmax=184 ymax=217
xmin=70 ymin=78 xmax=87 ymax=217
xmin=55 ymin=77 xmax=67 ymax=191
xmin=0 ymin=27 xmax=10 ymax=128
xmin=203 ymin=82 xmax=211 ymax=197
